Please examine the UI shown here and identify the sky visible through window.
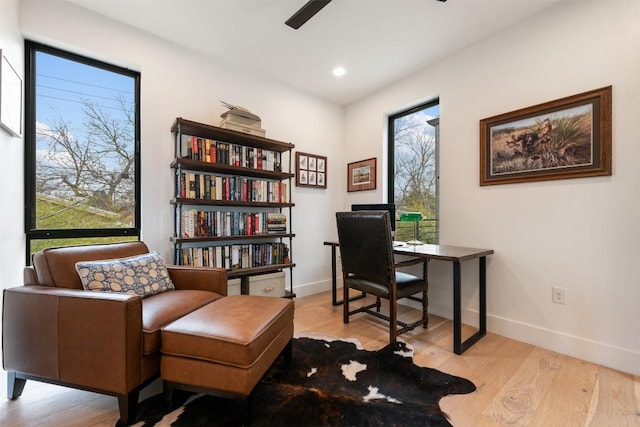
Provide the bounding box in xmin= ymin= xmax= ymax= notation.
xmin=36 ymin=51 xmax=134 ymax=145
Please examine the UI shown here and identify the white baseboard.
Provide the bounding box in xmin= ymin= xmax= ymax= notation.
xmin=293 ymin=279 xmax=333 ymax=298
xmin=428 ymin=302 xmax=639 ymax=376
xmin=485 ymin=312 xmax=639 ymax=376
xmin=294 ymin=284 xmax=639 ymax=376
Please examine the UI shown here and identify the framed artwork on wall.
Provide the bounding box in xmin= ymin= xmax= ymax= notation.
xmin=296 ymin=151 xmax=327 ymax=189
xmin=347 ymin=157 xmax=376 ymax=192
xmin=479 ymin=86 xmax=612 ymax=186
xmin=0 ymin=50 xmax=23 ymax=137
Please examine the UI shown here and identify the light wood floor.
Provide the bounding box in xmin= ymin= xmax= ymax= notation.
xmin=2 ymin=291 xmax=639 ymax=426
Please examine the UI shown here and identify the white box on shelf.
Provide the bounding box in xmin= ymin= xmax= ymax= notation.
xmin=249 ymin=271 xmax=285 ymax=297
xmin=227 ymin=278 xmax=242 ymax=296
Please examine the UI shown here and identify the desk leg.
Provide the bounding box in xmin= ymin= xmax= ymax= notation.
xmin=453 ymin=256 xmax=488 ymax=355
xmin=479 ymin=256 xmax=487 ymax=334
xmin=330 ymin=245 xmax=366 ymax=306
xmin=331 ymin=245 xmax=338 ymax=305
xmin=453 ymin=262 xmax=462 ymax=354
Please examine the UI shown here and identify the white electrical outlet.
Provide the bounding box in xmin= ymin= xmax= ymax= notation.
xmin=552 ymin=287 xmax=566 ymax=304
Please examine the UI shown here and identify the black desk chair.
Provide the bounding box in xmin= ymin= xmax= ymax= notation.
xmin=335 ymin=211 xmax=429 ymax=343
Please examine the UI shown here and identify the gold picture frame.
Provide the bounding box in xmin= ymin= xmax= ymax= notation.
xmin=347 ymin=157 xmax=376 ymax=192
xmin=479 ymin=86 xmax=612 ymax=186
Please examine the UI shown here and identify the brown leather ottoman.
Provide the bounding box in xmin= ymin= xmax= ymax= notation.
xmin=160 ymin=295 xmax=294 ymax=402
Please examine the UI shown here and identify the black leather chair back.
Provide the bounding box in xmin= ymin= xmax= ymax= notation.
xmin=335 ymin=211 xmax=395 ymax=285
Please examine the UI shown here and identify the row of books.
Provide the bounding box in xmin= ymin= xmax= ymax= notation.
xmin=179 ymin=242 xmax=290 ymax=270
xmin=179 ymin=172 xmax=289 ymax=203
xmin=182 ymin=136 xmax=281 ymax=172
xmin=180 ymin=210 xmax=288 ymax=238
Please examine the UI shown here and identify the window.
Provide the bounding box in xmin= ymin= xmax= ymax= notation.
xmin=388 ymin=99 xmax=440 ymax=243
xmin=24 ymin=41 xmax=141 ymax=262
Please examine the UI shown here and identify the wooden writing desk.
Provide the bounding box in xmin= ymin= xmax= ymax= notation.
xmin=323 ymin=241 xmax=494 ymax=354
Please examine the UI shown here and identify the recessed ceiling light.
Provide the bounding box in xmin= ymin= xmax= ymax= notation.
xmin=332 ymin=66 xmax=346 ymax=77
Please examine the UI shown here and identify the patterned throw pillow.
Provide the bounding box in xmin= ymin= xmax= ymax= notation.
xmin=76 ymin=251 xmax=175 ymax=297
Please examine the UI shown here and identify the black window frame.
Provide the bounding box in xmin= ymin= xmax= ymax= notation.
xmin=387 ymin=98 xmax=440 ymax=242
xmin=24 ymin=40 xmax=141 ymax=264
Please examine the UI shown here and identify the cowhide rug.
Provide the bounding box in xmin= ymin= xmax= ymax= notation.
xmin=131 ymin=336 xmax=476 ymax=427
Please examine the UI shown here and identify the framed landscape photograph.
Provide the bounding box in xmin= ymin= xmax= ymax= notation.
xmin=0 ymin=51 xmax=23 ymax=137
xmin=347 ymin=157 xmax=376 ymax=192
xmin=479 ymin=86 xmax=612 ymax=186
xmin=296 ymin=151 xmax=327 ymax=189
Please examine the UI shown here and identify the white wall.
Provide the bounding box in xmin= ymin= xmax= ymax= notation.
xmin=343 ymin=0 xmax=640 ymax=375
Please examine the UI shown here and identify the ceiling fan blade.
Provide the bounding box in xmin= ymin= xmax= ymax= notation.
xmin=285 ymin=0 xmax=333 ymax=29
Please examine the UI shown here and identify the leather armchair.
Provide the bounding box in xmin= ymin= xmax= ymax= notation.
xmin=2 ymin=241 xmax=227 ymax=425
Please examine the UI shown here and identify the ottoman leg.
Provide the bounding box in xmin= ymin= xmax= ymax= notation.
xmin=163 ymin=381 xmax=175 ymax=411
xmin=283 ymin=339 xmax=293 ymax=367
xmin=240 ymin=394 xmax=251 ymax=425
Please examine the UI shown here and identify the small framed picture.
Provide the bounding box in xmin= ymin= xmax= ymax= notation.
xmin=296 ymin=151 xmax=327 ymax=189
xmin=347 ymin=158 xmax=376 ymax=192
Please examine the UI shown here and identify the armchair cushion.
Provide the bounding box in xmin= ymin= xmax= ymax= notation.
xmin=141 ymin=290 xmax=223 ymax=355
xmin=76 ymin=251 xmax=175 ymax=297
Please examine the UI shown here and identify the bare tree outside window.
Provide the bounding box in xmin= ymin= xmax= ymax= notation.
xmin=36 ymin=97 xmax=135 ymax=227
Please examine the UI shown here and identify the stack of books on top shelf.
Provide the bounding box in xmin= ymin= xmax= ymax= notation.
xmin=219 ymin=104 xmax=265 ymax=137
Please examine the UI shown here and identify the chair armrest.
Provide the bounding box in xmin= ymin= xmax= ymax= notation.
xmin=23 ymin=266 xmax=37 ymax=285
xmin=394 ymin=258 xmax=427 ymax=269
xmin=2 ymin=286 xmax=143 ymax=394
xmin=395 ymin=257 xmax=428 ymax=280
xmin=166 ymin=265 xmax=228 ymax=295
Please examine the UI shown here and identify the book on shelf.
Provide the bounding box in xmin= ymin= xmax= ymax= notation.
xmin=186 ymin=172 xmax=196 ymax=199
xmin=179 ymin=172 xmax=186 ymax=198
xmin=204 ymin=139 xmax=211 ymax=163
xmin=231 ymin=244 xmax=241 ymax=270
